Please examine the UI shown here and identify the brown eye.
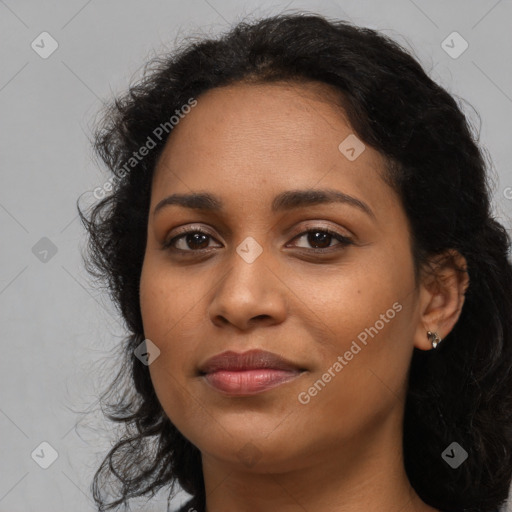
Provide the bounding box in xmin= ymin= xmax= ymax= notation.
xmin=182 ymin=233 xmax=211 ymax=250
xmin=163 ymin=230 xmax=220 ymax=252
xmin=306 ymin=231 xmax=333 ymax=249
xmin=290 ymin=228 xmax=353 ymax=250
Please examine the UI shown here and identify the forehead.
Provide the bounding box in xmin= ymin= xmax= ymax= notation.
xmin=150 ymin=81 xmax=397 ymax=217
xmin=157 ymin=80 xmax=349 ymax=160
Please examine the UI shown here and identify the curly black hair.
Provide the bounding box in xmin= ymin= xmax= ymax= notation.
xmin=78 ymin=12 xmax=512 ymax=512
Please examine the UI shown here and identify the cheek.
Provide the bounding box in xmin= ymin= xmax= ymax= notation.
xmin=139 ymin=260 xmax=211 ymax=376
xmin=139 ymin=264 xmax=193 ymax=394
xmin=295 ymin=287 xmax=412 ymax=439
xmin=303 ymin=253 xmax=412 ymax=349
xmin=139 ymin=261 xmax=200 ymax=341
xmin=299 ymin=248 xmax=416 ymax=400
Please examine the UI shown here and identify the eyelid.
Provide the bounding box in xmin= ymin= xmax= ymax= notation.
xmin=162 ymin=224 xmax=221 ymax=249
xmin=169 ymin=223 xmax=217 ymax=238
xmin=287 ymin=221 xmax=354 ymax=241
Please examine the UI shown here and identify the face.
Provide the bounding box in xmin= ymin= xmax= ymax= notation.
xmin=139 ymin=81 xmax=425 ymax=474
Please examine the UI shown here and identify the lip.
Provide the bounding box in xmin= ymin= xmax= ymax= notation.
xmin=199 ymin=349 xmax=306 ymax=396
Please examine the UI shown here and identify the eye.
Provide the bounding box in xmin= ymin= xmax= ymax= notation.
xmin=288 ymin=228 xmax=353 ymax=251
xmin=163 ymin=229 xmax=220 ymax=252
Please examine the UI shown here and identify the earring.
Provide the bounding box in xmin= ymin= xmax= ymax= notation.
xmin=427 ymin=331 xmax=442 ymax=349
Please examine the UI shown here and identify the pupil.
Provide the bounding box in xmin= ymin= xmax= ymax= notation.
xmin=188 ymin=233 xmax=209 ymax=249
xmin=308 ymin=231 xmax=331 ymax=248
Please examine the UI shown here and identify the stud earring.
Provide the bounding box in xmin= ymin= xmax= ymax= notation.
xmin=427 ymin=331 xmax=442 ymax=349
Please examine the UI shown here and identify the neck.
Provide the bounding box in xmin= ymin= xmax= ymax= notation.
xmin=200 ymin=407 xmax=438 ymax=512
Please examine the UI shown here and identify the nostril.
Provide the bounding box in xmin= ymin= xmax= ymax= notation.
xmin=253 ymin=314 xmax=271 ymax=321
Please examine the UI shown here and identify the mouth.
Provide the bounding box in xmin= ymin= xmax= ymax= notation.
xmin=198 ymin=349 xmax=307 ymax=396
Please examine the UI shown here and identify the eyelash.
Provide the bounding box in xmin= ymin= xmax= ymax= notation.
xmin=162 ymin=227 xmax=353 ymax=254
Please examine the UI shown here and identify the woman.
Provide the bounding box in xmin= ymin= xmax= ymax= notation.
xmin=79 ymin=13 xmax=512 ymax=512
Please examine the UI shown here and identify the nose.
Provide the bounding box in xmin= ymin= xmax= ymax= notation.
xmin=208 ymin=245 xmax=288 ymax=331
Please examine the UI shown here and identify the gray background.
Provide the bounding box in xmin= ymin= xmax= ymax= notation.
xmin=1 ymin=0 xmax=511 ymax=511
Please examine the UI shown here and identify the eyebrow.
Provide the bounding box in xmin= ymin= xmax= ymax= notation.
xmin=153 ymin=188 xmax=375 ymax=219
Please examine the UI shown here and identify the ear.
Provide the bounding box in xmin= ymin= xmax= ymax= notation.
xmin=413 ymin=249 xmax=470 ymax=351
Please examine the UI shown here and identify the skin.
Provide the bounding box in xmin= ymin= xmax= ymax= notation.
xmin=139 ymin=81 xmax=469 ymax=512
